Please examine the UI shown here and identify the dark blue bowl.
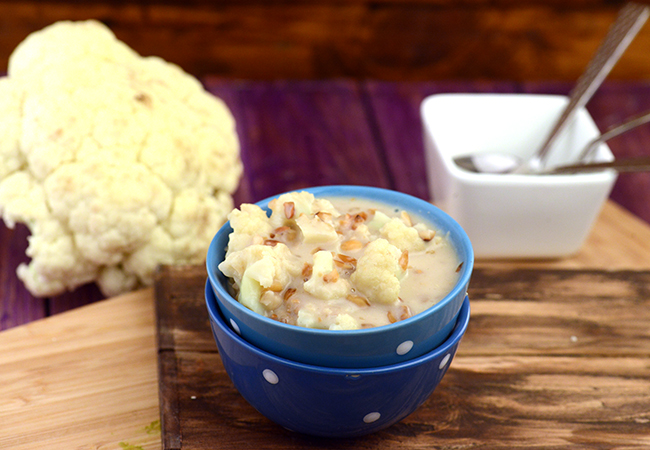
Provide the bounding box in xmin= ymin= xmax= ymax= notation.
xmin=206 ymin=185 xmax=473 ymax=368
xmin=206 ymin=280 xmax=470 ymax=438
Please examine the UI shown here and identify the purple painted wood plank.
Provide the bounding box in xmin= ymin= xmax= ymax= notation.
xmin=363 ymin=80 xmax=521 ymax=201
xmin=0 ymin=223 xmax=46 ymax=331
xmin=213 ymin=80 xmax=390 ymax=202
xmin=582 ymin=81 xmax=650 ymax=225
xmin=48 ymin=283 xmax=105 ymax=315
xmin=203 ymin=77 xmax=256 ymax=206
xmin=522 ymin=81 xmax=650 ymax=224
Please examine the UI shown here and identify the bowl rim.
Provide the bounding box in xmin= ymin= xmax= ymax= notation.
xmin=206 ymin=278 xmax=471 ymax=374
xmin=420 ymin=92 xmax=618 ymax=186
xmin=207 ymin=185 xmax=474 ymax=338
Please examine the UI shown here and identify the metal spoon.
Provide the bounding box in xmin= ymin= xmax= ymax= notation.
xmin=544 ymin=155 xmax=650 ymax=174
xmin=455 ymin=108 xmax=650 ymax=174
xmin=453 ymin=2 xmax=650 ymax=174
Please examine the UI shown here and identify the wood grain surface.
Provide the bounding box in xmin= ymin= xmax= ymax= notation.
xmin=0 ymin=287 xmax=161 ymax=450
xmin=3 ymin=1 xmax=650 ymax=82
xmin=155 ymin=265 xmax=650 ymax=449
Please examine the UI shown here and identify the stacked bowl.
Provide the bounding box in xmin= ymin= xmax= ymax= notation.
xmin=205 ymin=185 xmax=474 ymax=438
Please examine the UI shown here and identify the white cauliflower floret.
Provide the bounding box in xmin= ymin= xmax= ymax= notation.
xmin=268 ymin=191 xmax=339 ymax=228
xmin=304 ymin=250 xmax=350 ymax=300
xmin=350 ymin=238 xmax=404 ymax=305
xmin=380 ymin=218 xmax=426 ymax=252
xmin=0 ymin=20 xmax=242 ymax=297
xmin=218 ymin=244 xmax=302 ymax=314
xmin=329 ymin=313 xmax=359 ymax=330
xmin=226 ymin=204 xmax=273 ymax=255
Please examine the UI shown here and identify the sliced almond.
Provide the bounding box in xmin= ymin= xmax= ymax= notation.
xmin=399 ymin=250 xmax=409 ymax=271
xmin=264 ymin=239 xmax=280 ymax=247
xmin=387 ymin=311 xmax=397 ymax=324
xmin=283 ymin=288 xmax=297 ymax=301
xmin=399 ymin=305 xmax=412 ymax=321
xmin=284 ymin=202 xmax=295 ymax=219
xmin=340 ymin=239 xmax=363 ymax=251
xmin=334 ymin=258 xmax=356 ymax=271
xmin=418 ymin=228 xmax=436 ymax=241
xmin=400 ymin=211 xmax=412 ymax=226
xmin=323 ymin=269 xmax=339 ymax=283
xmin=316 ymin=211 xmax=332 ymax=222
xmin=346 ymin=294 xmax=370 ymax=307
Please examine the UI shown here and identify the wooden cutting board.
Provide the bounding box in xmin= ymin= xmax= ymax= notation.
xmin=154 ymin=265 xmax=650 ymax=449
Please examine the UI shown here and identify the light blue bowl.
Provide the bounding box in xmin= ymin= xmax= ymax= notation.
xmin=207 ymin=185 xmax=473 ymax=368
xmin=206 ymin=280 xmax=470 ymax=438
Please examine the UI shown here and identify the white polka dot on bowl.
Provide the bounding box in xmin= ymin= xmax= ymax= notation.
xmin=229 ymin=318 xmax=241 ymax=335
xmin=395 ymin=340 xmax=414 ymax=356
xmin=262 ymin=369 xmax=279 ymax=385
xmin=439 ymin=353 xmax=451 ymax=370
xmin=363 ymin=412 xmax=381 ymax=423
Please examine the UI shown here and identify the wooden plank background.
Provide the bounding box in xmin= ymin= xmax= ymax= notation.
xmin=2 ymin=0 xmax=650 ymax=81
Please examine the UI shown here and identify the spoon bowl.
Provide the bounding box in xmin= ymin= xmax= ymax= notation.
xmin=454 ymin=108 xmax=650 ymax=174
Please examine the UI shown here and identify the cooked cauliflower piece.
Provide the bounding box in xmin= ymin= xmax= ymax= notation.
xmin=268 ymin=191 xmax=339 ymax=228
xmin=296 ymin=214 xmax=339 ymax=244
xmin=226 ymin=204 xmax=274 ymax=254
xmin=380 ymin=218 xmax=426 ymax=252
xmin=219 ymin=243 xmax=302 ymax=314
xmin=0 ymin=20 xmax=242 ymax=297
xmin=329 ymin=313 xmax=359 ymax=330
xmin=350 ymin=238 xmax=404 ymax=305
xmin=304 ymin=250 xmax=350 ymax=300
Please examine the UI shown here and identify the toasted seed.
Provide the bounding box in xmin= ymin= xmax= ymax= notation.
xmin=284 ymin=202 xmax=295 ymax=219
xmin=355 ymin=211 xmax=368 ymax=221
xmin=323 ymin=269 xmax=339 ymax=283
xmin=346 ymin=294 xmax=370 ymax=307
xmin=399 ymin=250 xmax=409 ymax=271
xmin=283 ymin=288 xmax=297 ymax=301
xmin=334 ymin=259 xmax=356 ymax=271
xmin=400 ymin=305 xmax=412 ymax=321
xmin=400 ymin=211 xmax=412 ymax=226
xmin=341 ymin=239 xmax=363 ymax=251
xmin=418 ymin=228 xmax=436 ymax=241
xmin=273 ymin=226 xmax=298 ymax=242
xmin=336 ymin=253 xmax=357 ymax=264
xmin=351 ymin=212 xmax=368 ymax=229
xmin=387 ymin=311 xmax=397 ymax=324
xmin=264 ymin=239 xmax=280 ymax=246
xmin=316 ymin=211 xmax=332 ymax=222
xmin=302 ymin=263 xmax=313 ymax=278
xmin=456 ymin=262 xmax=464 ymax=273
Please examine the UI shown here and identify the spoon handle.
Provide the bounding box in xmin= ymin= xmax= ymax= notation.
xmin=548 ymin=155 xmax=650 ymax=174
xmin=527 ymin=2 xmax=650 ymax=171
xmin=578 ymin=108 xmax=650 ymax=160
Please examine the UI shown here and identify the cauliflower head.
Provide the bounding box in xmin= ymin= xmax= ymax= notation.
xmin=0 ymin=20 xmax=242 ymax=297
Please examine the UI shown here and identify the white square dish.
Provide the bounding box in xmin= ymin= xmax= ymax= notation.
xmin=421 ymin=93 xmax=618 ymax=258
